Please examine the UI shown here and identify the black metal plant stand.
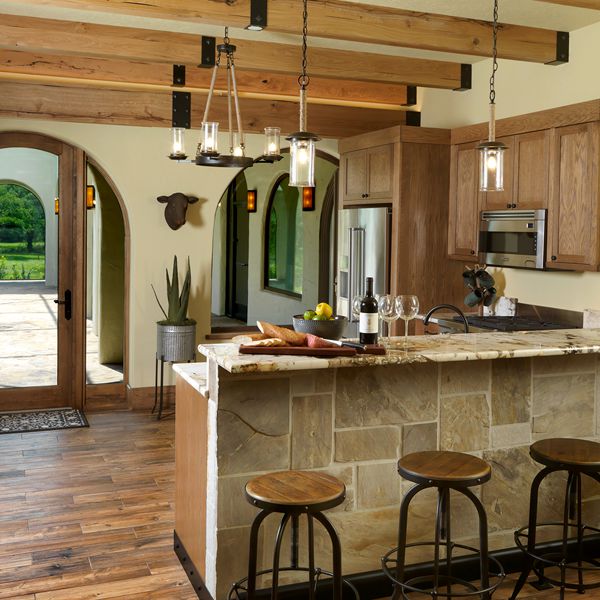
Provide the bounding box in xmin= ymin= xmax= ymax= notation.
xmin=152 ymin=353 xmax=195 ymax=420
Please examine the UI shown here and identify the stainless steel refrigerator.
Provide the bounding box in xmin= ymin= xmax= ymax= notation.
xmin=336 ymin=205 xmax=392 ymax=336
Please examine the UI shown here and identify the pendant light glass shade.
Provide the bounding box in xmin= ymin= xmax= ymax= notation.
xmin=478 ymin=140 xmax=507 ymax=191
xmin=169 ymin=127 xmax=187 ymax=160
xmin=288 ymin=133 xmax=317 ymax=188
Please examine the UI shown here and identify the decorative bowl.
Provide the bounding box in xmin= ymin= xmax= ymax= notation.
xmin=292 ymin=315 xmax=348 ymax=340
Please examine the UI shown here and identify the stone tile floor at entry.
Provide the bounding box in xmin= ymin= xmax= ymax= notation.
xmin=0 ymin=281 xmax=122 ymax=388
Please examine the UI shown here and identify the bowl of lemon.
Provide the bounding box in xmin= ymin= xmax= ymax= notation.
xmin=292 ymin=303 xmax=348 ymax=340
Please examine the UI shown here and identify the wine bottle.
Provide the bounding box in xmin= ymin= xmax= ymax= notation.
xmin=359 ymin=277 xmax=378 ymax=345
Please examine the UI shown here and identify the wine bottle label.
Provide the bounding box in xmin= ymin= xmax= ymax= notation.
xmin=359 ymin=312 xmax=378 ymax=334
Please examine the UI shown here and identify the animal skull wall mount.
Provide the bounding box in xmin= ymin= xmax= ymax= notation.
xmin=157 ymin=193 xmax=199 ymax=230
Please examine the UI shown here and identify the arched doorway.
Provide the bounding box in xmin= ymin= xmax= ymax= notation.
xmin=0 ymin=131 xmax=129 ymax=411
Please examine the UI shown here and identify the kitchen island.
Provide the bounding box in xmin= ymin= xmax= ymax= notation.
xmin=174 ymin=329 xmax=600 ymax=599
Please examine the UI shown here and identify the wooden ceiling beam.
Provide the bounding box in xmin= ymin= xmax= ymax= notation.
xmin=0 ymin=50 xmax=410 ymax=109
xmin=0 ymin=81 xmax=411 ymax=138
xmin=0 ymin=14 xmax=466 ymax=90
xmin=1 ymin=0 xmax=567 ymax=64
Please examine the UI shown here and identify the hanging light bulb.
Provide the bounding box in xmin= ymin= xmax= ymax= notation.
xmin=286 ymin=0 xmax=320 ymax=188
xmin=477 ymin=0 xmax=507 ymax=192
xmin=169 ymin=127 xmax=187 ymax=160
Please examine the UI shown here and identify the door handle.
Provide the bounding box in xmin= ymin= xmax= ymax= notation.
xmin=54 ymin=289 xmax=72 ymax=320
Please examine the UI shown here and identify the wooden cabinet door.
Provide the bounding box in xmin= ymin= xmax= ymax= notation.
xmin=482 ymin=136 xmax=515 ymax=211
xmin=548 ymin=123 xmax=599 ymax=270
xmin=514 ymin=130 xmax=550 ymax=209
xmin=341 ymin=149 xmax=367 ymax=204
xmin=367 ymin=144 xmax=394 ymax=201
xmin=448 ymin=142 xmax=481 ymax=261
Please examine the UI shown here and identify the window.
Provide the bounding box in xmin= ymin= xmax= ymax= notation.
xmin=0 ymin=183 xmax=46 ymax=281
xmin=264 ymin=175 xmax=303 ymax=296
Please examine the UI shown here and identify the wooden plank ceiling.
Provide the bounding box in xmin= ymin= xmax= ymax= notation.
xmin=0 ymin=0 xmax=588 ymax=136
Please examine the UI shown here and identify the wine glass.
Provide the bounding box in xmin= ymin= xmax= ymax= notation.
xmin=378 ymin=295 xmax=400 ymax=346
xmin=396 ymin=295 xmax=420 ymax=347
xmin=351 ymin=294 xmax=362 ymax=322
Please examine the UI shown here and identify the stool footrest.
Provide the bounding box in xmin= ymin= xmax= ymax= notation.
xmin=227 ymin=566 xmax=359 ymax=600
xmin=382 ymin=541 xmax=505 ymax=599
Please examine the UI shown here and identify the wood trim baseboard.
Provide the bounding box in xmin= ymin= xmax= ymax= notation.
xmin=85 ymin=383 xmax=127 ymax=412
xmin=126 ymin=384 xmax=174 ymax=410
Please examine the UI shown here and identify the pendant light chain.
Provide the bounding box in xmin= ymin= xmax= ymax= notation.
xmin=489 ymin=0 xmax=499 ymax=106
xmin=298 ymin=0 xmax=310 ymax=132
xmin=488 ymin=0 xmax=499 ymax=142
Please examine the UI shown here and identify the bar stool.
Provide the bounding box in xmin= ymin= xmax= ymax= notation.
xmin=510 ymin=438 xmax=600 ymax=599
xmin=382 ymin=451 xmax=505 ymax=599
xmin=228 ymin=470 xmax=360 ymax=600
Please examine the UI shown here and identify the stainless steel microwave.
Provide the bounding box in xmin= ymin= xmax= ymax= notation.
xmin=479 ymin=209 xmax=546 ymax=269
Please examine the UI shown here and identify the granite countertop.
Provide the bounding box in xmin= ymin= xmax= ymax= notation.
xmin=197 ymin=328 xmax=600 ymax=374
xmin=172 ymin=362 xmax=208 ymax=395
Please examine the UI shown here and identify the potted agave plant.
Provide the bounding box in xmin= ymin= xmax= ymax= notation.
xmin=152 ymin=256 xmax=197 ymax=362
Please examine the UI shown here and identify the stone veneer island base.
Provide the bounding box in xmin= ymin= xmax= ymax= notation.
xmin=173 ymin=329 xmax=600 ymax=599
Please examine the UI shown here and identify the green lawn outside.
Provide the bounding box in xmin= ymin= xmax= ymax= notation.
xmin=0 ymin=242 xmax=45 ymax=280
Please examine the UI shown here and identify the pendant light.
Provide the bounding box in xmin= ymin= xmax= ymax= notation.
xmin=195 ymin=28 xmax=254 ymax=169
xmin=286 ymin=0 xmax=320 ymax=188
xmin=477 ymin=0 xmax=507 ymax=192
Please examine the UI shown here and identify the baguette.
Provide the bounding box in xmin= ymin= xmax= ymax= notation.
xmin=243 ymin=338 xmax=288 ymax=347
xmin=256 ymin=321 xmax=307 ymax=346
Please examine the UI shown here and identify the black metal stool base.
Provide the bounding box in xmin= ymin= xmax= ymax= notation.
xmin=382 ymin=482 xmax=504 ymax=600
xmin=383 ymin=541 xmax=504 ymax=599
xmin=227 ymin=566 xmax=359 ymax=600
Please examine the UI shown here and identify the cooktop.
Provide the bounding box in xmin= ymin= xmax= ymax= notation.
xmin=452 ymin=315 xmax=577 ymax=332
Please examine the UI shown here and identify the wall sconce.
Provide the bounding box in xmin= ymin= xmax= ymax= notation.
xmin=302 ymin=187 xmax=315 ymax=212
xmin=86 ymin=185 xmax=96 ymax=209
xmin=247 ymin=189 xmax=257 ymax=213
xmin=54 ymin=197 xmax=59 ymax=215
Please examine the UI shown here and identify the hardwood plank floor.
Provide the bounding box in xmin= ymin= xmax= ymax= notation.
xmin=0 ymin=411 xmax=196 ymax=600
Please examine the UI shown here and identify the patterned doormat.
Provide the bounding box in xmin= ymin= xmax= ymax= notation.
xmin=0 ymin=408 xmax=89 ymax=434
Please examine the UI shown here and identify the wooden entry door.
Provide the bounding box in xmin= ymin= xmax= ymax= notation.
xmin=0 ymin=132 xmax=86 ymax=411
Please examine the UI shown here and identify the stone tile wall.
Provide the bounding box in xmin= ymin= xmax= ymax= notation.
xmin=212 ymin=354 xmax=600 ymax=597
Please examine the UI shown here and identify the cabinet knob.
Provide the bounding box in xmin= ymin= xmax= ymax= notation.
xmin=470 ymin=250 xmax=476 ymax=255
xmin=506 ymin=203 xmax=511 ymax=208
xmin=361 ymin=193 xmax=367 ymax=198
xmin=512 ymin=203 xmax=517 ymax=208
xmin=551 ymin=255 xmax=557 ymax=261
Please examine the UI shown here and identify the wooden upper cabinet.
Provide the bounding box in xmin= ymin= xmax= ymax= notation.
xmin=340 ymin=144 xmax=394 ymax=205
xmin=448 ymin=142 xmax=481 ymax=261
xmin=481 ymin=131 xmax=550 ymax=211
xmin=513 ymin=130 xmax=550 ymax=210
xmin=341 ymin=149 xmax=368 ymax=203
xmin=482 ymin=135 xmax=515 ymax=210
xmin=547 ymin=122 xmax=600 ymax=270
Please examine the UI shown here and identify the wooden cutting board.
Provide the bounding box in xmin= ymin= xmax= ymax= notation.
xmin=238 ymin=345 xmax=386 ymax=357
xmin=239 ymin=346 xmax=357 ymax=357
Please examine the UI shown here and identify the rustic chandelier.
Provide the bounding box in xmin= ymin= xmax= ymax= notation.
xmin=286 ymin=0 xmax=320 ymax=188
xmin=477 ymin=0 xmax=507 ymax=192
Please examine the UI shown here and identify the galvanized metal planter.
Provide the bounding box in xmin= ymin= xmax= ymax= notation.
xmin=156 ymin=323 xmax=196 ymax=362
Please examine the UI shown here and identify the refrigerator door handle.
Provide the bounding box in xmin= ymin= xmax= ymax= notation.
xmin=348 ymin=227 xmax=355 ymax=321
xmin=348 ymin=227 xmax=366 ymax=321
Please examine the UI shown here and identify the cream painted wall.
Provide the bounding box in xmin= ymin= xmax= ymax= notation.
xmin=0 ymin=118 xmax=338 ymax=387
xmin=421 ymin=20 xmax=600 ymax=312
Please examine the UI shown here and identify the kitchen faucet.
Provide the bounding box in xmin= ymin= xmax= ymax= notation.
xmin=423 ymin=304 xmax=470 ymax=334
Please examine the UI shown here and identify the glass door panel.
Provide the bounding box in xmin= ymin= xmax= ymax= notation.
xmin=0 ymin=148 xmax=59 ymax=389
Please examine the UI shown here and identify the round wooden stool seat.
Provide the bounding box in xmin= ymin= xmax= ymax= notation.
xmin=530 ymin=438 xmax=600 ymax=470
xmin=398 ymin=451 xmax=492 ymax=487
xmin=245 ymin=470 xmax=346 ymax=511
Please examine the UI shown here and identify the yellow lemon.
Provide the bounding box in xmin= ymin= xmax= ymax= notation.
xmin=315 ymin=302 xmax=333 ymax=319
